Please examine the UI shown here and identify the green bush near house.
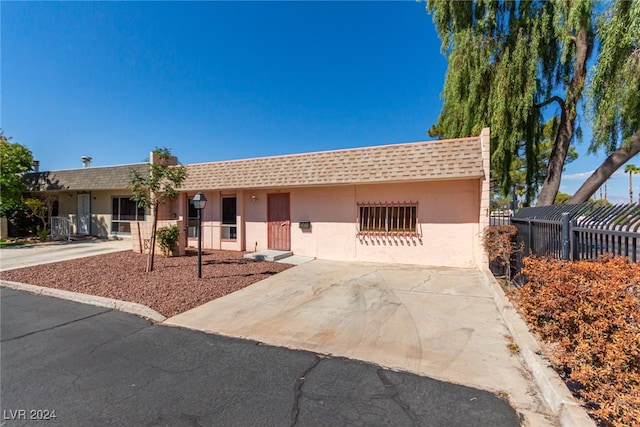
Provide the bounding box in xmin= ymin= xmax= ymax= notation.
xmin=36 ymin=227 xmax=50 ymax=241
xmin=155 ymin=225 xmax=180 ymax=257
xmin=0 ymin=200 xmax=39 ymax=237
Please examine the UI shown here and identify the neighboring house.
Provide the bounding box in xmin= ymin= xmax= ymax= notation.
xmin=23 ymin=128 xmax=490 ymax=268
xmin=24 ymin=163 xmax=150 ymax=238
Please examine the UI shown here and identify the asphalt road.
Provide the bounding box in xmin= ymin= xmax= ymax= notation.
xmin=1 ymin=288 xmax=521 ymax=426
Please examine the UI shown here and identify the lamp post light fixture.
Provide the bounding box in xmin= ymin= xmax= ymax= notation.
xmin=192 ymin=192 xmax=207 ymax=278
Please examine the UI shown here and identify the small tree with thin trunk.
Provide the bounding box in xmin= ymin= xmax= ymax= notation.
xmin=24 ymin=194 xmax=56 ymax=236
xmin=130 ymin=148 xmax=187 ymax=272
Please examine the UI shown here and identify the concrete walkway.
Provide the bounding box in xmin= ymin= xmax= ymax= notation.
xmin=165 ymin=260 xmax=559 ymax=425
xmin=0 ymin=238 xmax=132 ymax=271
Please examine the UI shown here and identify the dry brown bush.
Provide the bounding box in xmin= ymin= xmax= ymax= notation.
xmin=483 ymin=225 xmax=519 ymax=280
xmin=515 ymin=256 xmax=640 ymax=426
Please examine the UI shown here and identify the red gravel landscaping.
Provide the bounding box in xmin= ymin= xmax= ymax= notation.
xmin=0 ymin=250 xmax=293 ymax=318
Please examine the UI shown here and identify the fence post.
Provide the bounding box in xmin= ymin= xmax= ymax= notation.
xmin=571 ymin=218 xmax=579 ymax=261
xmin=527 ymin=219 xmax=532 ymax=255
xmin=562 ymin=212 xmax=570 ymax=260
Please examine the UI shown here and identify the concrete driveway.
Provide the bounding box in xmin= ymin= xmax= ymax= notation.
xmin=0 ymin=238 xmax=131 ymax=271
xmin=165 ymin=259 xmax=555 ymax=425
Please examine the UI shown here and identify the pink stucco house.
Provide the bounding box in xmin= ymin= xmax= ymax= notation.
xmin=146 ymin=128 xmax=490 ymax=268
xmin=24 ymin=129 xmax=490 ymax=268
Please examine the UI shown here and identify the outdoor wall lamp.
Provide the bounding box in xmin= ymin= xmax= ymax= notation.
xmin=251 ymin=195 xmax=258 ymax=203
xmin=192 ymin=192 xmax=207 ymax=278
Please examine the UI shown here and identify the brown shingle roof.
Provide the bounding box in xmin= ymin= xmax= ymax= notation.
xmin=24 ymin=164 xmax=149 ymax=191
xmin=182 ymin=137 xmax=483 ymax=191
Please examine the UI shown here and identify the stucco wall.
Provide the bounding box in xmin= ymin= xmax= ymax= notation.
xmin=291 ymin=186 xmax=356 ymax=261
xmin=131 ymin=219 xmax=186 ymax=256
xmin=285 ymin=180 xmax=480 ymax=268
xmin=354 ymin=181 xmax=479 ymax=267
xmin=91 ymin=190 xmax=115 ymax=237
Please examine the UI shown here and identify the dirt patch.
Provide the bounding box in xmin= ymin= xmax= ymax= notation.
xmin=0 ymin=250 xmax=293 ymax=317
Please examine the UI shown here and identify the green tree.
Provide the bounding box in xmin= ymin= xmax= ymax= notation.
xmin=492 ymin=139 xmax=578 ymax=208
xmin=508 ymin=141 xmax=579 ymax=203
xmin=24 ymin=198 xmax=47 ymax=230
xmin=554 ymin=191 xmax=572 ymax=205
xmin=623 ymin=164 xmax=640 ymax=204
xmin=24 ymin=194 xmax=56 ymax=233
xmin=0 ymin=131 xmax=34 ymax=207
xmin=129 ymin=148 xmax=187 ymax=272
xmin=426 ymin=0 xmax=639 ymax=206
xmin=0 ymin=199 xmax=38 ymax=236
xmin=507 ymin=119 xmax=579 ymax=204
xmin=568 ymin=1 xmax=640 ymax=203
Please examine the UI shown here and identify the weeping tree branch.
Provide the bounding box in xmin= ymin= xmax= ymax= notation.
xmin=536 ymin=26 xmax=592 ymax=206
xmin=534 ymin=96 xmax=565 ymax=111
xmin=568 ymin=132 xmax=640 ymax=204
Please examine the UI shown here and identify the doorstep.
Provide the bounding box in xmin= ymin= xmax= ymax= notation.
xmin=243 ymin=250 xmax=293 ymax=262
xmin=243 ymin=250 xmax=314 ymax=265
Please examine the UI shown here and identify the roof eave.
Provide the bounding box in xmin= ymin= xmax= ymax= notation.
xmin=179 ymin=173 xmax=485 ymax=192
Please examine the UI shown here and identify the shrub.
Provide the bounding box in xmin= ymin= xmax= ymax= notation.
xmin=0 ymin=199 xmax=38 ymax=237
xmin=515 ymin=256 xmax=640 ymax=426
xmin=155 ymin=225 xmax=180 ymax=257
xmin=36 ymin=227 xmax=50 ymax=241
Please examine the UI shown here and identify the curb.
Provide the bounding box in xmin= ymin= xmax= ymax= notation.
xmin=0 ymin=280 xmax=166 ymax=323
xmin=480 ymin=269 xmax=595 ymax=427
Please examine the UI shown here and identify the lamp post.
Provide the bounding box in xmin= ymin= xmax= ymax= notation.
xmin=192 ymin=192 xmax=207 ymax=278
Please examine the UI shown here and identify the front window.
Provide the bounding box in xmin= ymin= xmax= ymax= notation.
xmin=357 ymin=202 xmax=418 ymax=236
xmin=112 ymin=197 xmax=145 ymax=234
xmin=221 ymin=196 xmax=237 ymax=240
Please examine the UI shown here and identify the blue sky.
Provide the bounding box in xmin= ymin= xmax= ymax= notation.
xmin=1 ymin=1 xmax=636 ymax=203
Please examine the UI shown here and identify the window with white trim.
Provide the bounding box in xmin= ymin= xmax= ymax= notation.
xmin=111 ymin=197 xmax=145 ymax=234
xmin=357 ymin=202 xmax=418 ymax=236
xmin=187 ymin=198 xmax=198 ymax=238
xmin=221 ymin=196 xmax=237 ymax=240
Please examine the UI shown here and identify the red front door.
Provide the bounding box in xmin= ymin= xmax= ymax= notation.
xmin=268 ymin=193 xmax=290 ymax=250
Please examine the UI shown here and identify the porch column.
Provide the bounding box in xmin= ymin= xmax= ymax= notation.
xmin=478 ymin=127 xmax=491 ymax=267
xmin=237 ymin=190 xmax=245 ymax=251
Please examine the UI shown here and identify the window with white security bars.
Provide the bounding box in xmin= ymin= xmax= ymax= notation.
xmin=357 ymin=202 xmax=419 ymax=237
